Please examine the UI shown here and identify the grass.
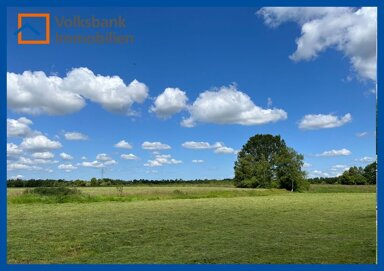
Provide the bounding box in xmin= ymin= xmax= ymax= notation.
xmin=8 ymin=187 xmax=289 ymax=204
xmin=7 ymin=185 xmax=376 ymax=264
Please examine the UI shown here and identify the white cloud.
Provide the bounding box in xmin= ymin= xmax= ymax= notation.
xmin=10 ymin=175 xmax=23 ymax=180
xmin=7 ymin=67 xmax=149 ymax=115
xmin=96 ymin=153 xmax=112 ymax=161
xmin=7 ymin=143 xmax=22 ymax=158
xmin=150 ymin=87 xmax=188 ymax=118
xmin=80 ymin=160 xmax=104 ymax=168
xmin=64 ymin=132 xmax=88 ymax=141
xmin=355 ymin=156 xmax=376 ymax=163
xmin=316 ymin=148 xmax=352 ymax=157
xmin=58 ymin=164 xmax=77 ymax=172
xmin=331 ymin=164 xmax=350 ymax=171
xmin=182 ymin=141 xmax=236 ymax=155
xmin=142 ymin=141 xmax=171 ymax=150
xmin=258 ymin=7 xmax=377 ymax=81
xmin=114 ymin=140 xmax=132 ymax=149
xmin=356 ymin=132 xmax=368 ymax=137
xmin=81 ymin=156 xmax=87 ymax=160
xmin=7 ymin=159 xmax=43 ymax=171
xmin=7 ymin=71 xmax=85 ymax=115
xmin=299 ymin=113 xmax=352 ymax=130
xmin=121 ymin=154 xmax=139 ymax=160
xmin=182 ymin=141 xmax=213 ymax=149
xmin=104 ymin=160 xmax=117 ymax=166
xmin=303 ymin=162 xmax=312 ymax=168
xmin=60 ymin=152 xmax=73 ymax=160
xmin=7 ymin=117 xmax=33 ymax=137
xmin=144 ymin=154 xmax=182 ymax=167
xmin=192 ymin=159 xmax=204 ymax=163
xmin=63 ymin=67 xmax=149 ymax=114
xmin=32 ymin=152 xmax=54 ymax=159
xmin=214 ymin=146 xmax=237 ymax=154
xmin=310 ymin=170 xmax=330 ymax=178
xmin=181 ymin=85 xmax=287 ymax=127
xmin=20 ymin=135 xmax=62 ymax=152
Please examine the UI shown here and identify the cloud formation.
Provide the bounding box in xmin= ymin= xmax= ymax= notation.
xmin=64 ymin=132 xmax=88 ymax=141
xmin=7 ymin=117 xmax=33 ymax=137
xmin=181 ymin=85 xmax=287 ymax=127
xmin=144 ymin=154 xmax=182 ymax=167
xmin=121 ymin=153 xmax=139 ymax=160
xmin=60 ymin=152 xmax=73 ymax=160
xmin=299 ymin=113 xmax=352 ymax=130
xmin=150 ymin=87 xmax=188 ymax=119
xmin=7 ymin=67 xmax=149 ymax=115
xmin=316 ymin=148 xmax=352 ymax=157
xmin=258 ymin=7 xmax=377 ymax=81
xmin=20 ymin=135 xmax=62 ymax=152
xmin=114 ymin=140 xmax=132 ymax=149
xmin=142 ymin=141 xmax=171 ymax=150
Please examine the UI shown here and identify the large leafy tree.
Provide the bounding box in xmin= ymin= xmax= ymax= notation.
xmin=364 ymin=162 xmax=377 ymax=184
xmin=234 ymin=134 xmax=308 ymax=191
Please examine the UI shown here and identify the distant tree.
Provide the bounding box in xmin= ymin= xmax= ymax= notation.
xmin=364 ymin=162 xmax=377 ymax=184
xmin=234 ymin=134 xmax=308 ymax=191
xmin=275 ymin=147 xmax=308 ymax=191
xmin=339 ymin=167 xmax=367 ymax=185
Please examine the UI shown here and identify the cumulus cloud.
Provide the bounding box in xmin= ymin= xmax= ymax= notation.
xmin=10 ymin=175 xmax=23 ymax=180
xmin=7 ymin=67 xmax=149 ymax=115
xmin=121 ymin=154 xmax=139 ymax=160
xmin=58 ymin=164 xmax=77 ymax=172
xmin=20 ymin=135 xmax=62 ymax=152
xmin=303 ymin=162 xmax=312 ymax=168
xmin=355 ymin=156 xmax=376 ymax=163
xmin=114 ymin=140 xmax=132 ymax=149
xmin=60 ymin=152 xmax=73 ymax=160
xmin=7 ymin=117 xmax=33 ymax=137
xmin=316 ymin=148 xmax=352 ymax=157
xmin=80 ymin=160 xmax=104 ymax=168
xmin=142 ymin=141 xmax=171 ymax=150
xmin=150 ymin=87 xmax=188 ymax=119
xmin=299 ymin=113 xmax=352 ymax=130
xmin=181 ymin=85 xmax=287 ymax=127
xmin=64 ymin=132 xmax=88 ymax=141
xmin=7 ymin=143 xmax=23 ymax=158
xmin=214 ymin=146 xmax=237 ymax=154
xmin=192 ymin=159 xmax=204 ymax=163
xmin=32 ymin=152 xmax=54 ymax=159
xmin=182 ymin=141 xmax=237 ymax=155
xmin=182 ymin=141 xmax=213 ymax=149
xmin=144 ymin=154 xmax=182 ymax=167
xmin=309 ymin=170 xmax=330 ymax=178
xmin=96 ymin=153 xmax=113 ymax=161
xmin=7 ymin=71 xmax=85 ymax=115
xmin=257 ymin=7 xmax=377 ymax=81
xmin=63 ymin=67 xmax=148 ymax=113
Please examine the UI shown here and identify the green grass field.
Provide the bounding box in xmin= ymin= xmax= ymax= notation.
xmin=7 ymin=185 xmax=376 ymax=264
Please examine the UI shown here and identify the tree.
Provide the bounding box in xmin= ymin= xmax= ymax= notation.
xmin=363 ymin=162 xmax=377 ymax=184
xmin=339 ymin=167 xmax=367 ymax=185
xmin=234 ymin=134 xmax=308 ymax=191
xmin=275 ymin=147 xmax=308 ymax=191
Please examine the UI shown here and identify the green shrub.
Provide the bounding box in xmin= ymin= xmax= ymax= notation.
xmin=24 ymin=187 xmax=81 ymax=196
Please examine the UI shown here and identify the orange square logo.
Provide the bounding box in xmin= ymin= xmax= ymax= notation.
xmin=17 ymin=13 xmax=50 ymax=44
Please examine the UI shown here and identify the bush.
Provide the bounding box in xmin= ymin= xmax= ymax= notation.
xmin=24 ymin=187 xmax=81 ymax=196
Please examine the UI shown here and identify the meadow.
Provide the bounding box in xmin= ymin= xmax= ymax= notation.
xmin=7 ymin=184 xmax=376 ymax=264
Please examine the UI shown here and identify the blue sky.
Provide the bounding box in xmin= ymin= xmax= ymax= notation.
xmin=7 ymin=7 xmax=376 ymax=180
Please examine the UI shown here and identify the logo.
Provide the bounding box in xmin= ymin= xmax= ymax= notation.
xmin=16 ymin=13 xmax=50 ymax=44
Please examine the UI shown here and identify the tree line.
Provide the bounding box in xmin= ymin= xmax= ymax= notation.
xmin=308 ymin=162 xmax=376 ymax=185
xmin=7 ymin=178 xmax=234 ymax=188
